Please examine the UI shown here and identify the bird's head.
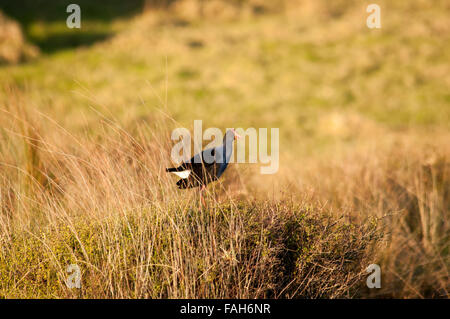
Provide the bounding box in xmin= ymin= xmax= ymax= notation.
xmin=223 ymin=129 xmax=241 ymax=144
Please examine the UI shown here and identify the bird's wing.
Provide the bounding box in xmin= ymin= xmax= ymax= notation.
xmin=185 ymin=147 xmax=216 ymax=166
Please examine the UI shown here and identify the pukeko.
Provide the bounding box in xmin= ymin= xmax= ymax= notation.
xmin=166 ymin=129 xmax=241 ymax=205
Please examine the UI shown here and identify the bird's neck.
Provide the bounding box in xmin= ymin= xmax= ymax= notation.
xmin=222 ymin=137 xmax=234 ymax=163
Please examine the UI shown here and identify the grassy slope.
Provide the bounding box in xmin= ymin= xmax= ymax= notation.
xmin=0 ymin=1 xmax=449 ymax=298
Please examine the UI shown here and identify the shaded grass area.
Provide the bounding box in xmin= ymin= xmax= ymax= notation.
xmin=1 ymin=0 xmax=145 ymax=52
xmin=0 ymin=202 xmax=379 ymax=298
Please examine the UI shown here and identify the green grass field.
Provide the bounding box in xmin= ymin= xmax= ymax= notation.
xmin=0 ymin=0 xmax=449 ymax=298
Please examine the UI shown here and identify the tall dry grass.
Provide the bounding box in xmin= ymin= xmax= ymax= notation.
xmin=0 ymin=87 xmax=448 ymax=298
xmin=296 ymin=142 xmax=450 ymax=297
xmin=0 ymin=88 xmax=381 ymax=298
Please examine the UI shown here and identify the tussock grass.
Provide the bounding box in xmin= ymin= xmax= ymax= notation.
xmin=297 ymin=146 xmax=450 ymax=298
xmin=0 ymin=201 xmax=379 ymax=298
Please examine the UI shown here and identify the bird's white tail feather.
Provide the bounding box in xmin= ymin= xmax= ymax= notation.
xmin=171 ymin=170 xmax=191 ymax=179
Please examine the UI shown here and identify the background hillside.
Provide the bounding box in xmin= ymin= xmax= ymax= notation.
xmin=0 ymin=0 xmax=448 ymax=298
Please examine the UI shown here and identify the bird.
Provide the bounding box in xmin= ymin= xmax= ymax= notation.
xmin=166 ymin=129 xmax=241 ymax=205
